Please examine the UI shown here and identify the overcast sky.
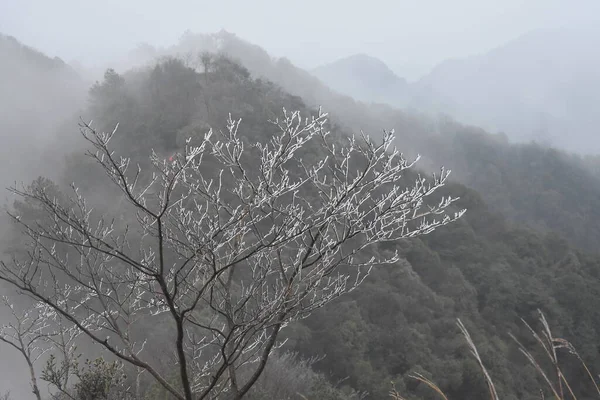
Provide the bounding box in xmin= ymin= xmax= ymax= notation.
xmin=1 ymin=0 xmax=599 ymax=80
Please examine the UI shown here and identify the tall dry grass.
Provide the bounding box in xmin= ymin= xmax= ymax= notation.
xmin=392 ymin=310 xmax=600 ymax=400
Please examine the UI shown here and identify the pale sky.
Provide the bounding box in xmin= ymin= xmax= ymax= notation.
xmin=0 ymin=0 xmax=599 ymax=80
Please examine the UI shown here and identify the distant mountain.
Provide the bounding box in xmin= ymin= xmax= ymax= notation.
xmin=0 ymin=33 xmax=83 ymax=123
xmin=311 ymin=28 xmax=600 ymax=155
xmin=0 ymin=34 xmax=86 ymax=179
xmin=311 ymin=53 xmax=409 ymax=106
xmin=414 ymin=27 xmax=600 ymax=154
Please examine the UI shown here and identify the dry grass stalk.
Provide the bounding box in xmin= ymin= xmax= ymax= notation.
xmin=395 ymin=311 xmax=600 ymax=400
xmin=456 ymin=319 xmax=499 ymax=400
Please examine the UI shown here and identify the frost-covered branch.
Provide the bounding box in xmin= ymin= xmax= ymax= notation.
xmin=0 ymin=298 xmax=81 ymax=400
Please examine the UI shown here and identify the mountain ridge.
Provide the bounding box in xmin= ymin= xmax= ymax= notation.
xmin=311 ymin=53 xmax=409 ymax=107
xmin=314 ymin=27 xmax=600 ymax=154
xmin=416 ymin=27 xmax=600 ymax=153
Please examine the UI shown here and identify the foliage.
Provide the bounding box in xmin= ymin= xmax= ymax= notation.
xmin=43 ymin=355 xmax=130 ymax=400
xmin=70 ymin=358 xmax=129 ymax=400
xmin=243 ymin=351 xmax=364 ymax=400
xmin=293 ymin=182 xmax=600 ymax=398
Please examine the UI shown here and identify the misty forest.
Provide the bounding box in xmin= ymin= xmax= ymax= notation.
xmin=2 ymin=4 xmax=600 ymax=400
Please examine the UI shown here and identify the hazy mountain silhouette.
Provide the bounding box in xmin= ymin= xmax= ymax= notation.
xmin=312 ymin=27 xmax=600 ymax=155
xmin=312 ymin=53 xmax=409 ymax=106
xmin=0 ymin=34 xmax=87 ymax=185
xmin=414 ymin=26 xmax=600 ymax=154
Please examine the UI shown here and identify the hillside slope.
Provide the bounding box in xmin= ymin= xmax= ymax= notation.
xmin=133 ymin=31 xmax=600 ymax=255
xmin=56 ymin=56 xmax=600 ymax=399
xmin=0 ymin=34 xmax=86 ymax=186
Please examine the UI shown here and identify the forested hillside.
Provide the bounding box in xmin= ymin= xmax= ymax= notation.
xmin=3 ymin=51 xmax=600 ymax=399
xmin=124 ymin=31 xmax=600 ymax=255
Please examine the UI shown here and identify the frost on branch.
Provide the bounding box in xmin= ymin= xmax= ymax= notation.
xmin=0 ymin=297 xmax=80 ymax=400
xmin=0 ymin=108 xmax=464 ymax=400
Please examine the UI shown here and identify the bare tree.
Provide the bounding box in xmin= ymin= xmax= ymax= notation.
xmin=0 ymin=108 xmax=464 ymax=400
xmin=0 ymin=296 xmax=82 ymax=400
xmin=0 ymin=297 xmax=48 ymax=400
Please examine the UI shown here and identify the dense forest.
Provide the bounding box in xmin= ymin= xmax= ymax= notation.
xmin=143 ymin=31 xmax=600 ymax=254
xmin=2 ymin=33 xmax=600 ymax=400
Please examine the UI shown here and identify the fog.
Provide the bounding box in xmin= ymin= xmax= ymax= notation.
xmin=0 ymin=34 xmax=89 ymax=398
xmin=4 ymin=0 xmax=598 ymax=153
xmin=2 ymin=0 xmax=599 ymax=80
xmin=1 ymin=0 xmax=600 ymax=398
